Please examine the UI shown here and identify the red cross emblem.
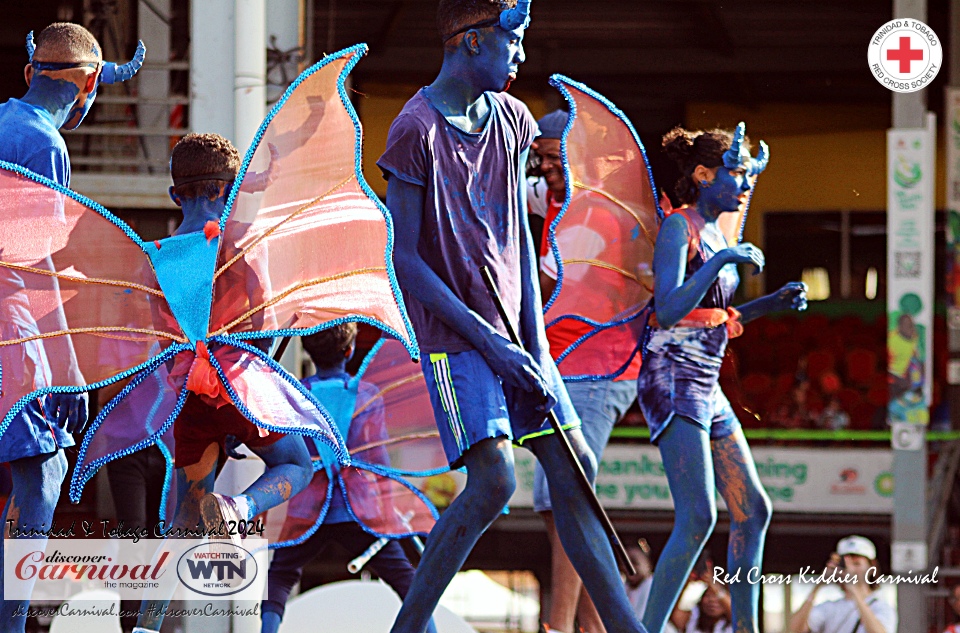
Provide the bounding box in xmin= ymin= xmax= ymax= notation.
xmin=887 ymin=36 xmax=924 ymax=73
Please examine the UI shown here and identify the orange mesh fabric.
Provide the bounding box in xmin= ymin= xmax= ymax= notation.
xmin=542 ymin=79 xmax=660 ymax=379
xmin=0 ymin=166 xmax=182 ymax=428
xmin=209 ymin=49 xmax=414 ymax=351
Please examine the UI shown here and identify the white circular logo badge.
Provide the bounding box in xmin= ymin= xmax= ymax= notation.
xmin=868 ymin=19 xmax=942 ymax=93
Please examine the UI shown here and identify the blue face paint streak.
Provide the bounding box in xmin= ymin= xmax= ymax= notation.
xmin=699 ymin=162 xmax=751 ymax=216
xmin=24 ymin=74 xmax=85 ymax=129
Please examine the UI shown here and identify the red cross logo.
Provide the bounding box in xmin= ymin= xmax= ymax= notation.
xmin=887 ymin=36 xmax=924 ymax=73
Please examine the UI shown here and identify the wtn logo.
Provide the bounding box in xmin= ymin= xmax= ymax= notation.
xmin=185 ymin=559 xmax=247 ymax=581
xmin=176 ymin=542 xmax=260 ymax=598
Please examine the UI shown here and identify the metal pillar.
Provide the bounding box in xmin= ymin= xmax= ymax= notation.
xmin=890 ymin=0 xmax=929 ymax=631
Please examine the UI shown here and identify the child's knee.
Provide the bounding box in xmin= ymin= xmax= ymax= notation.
xmin=747 ymin=489 xmax=773 ymax=530
xmin=465 ymin=441 xmax=516 ymax=512
xmin=680 ymin=499 xmax=717 ymax=540
xmin=574 ymin=444 xmax=598 ymax=482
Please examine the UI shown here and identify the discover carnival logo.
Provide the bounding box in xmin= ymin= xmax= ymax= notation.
xmin=868 ymin=19 xmax=942 ymax=93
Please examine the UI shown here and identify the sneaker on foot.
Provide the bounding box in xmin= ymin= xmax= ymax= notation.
xmin=199 ymin=492 xmax=246 ymax=546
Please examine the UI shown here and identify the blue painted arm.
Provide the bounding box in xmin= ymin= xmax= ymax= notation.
xmin=385 ymin=177 xmax=548 ymax=399
xmin=735 ymin=281 xmax=807 ymax=324
xmin=653 ymin=214 xmax=764 ymax=328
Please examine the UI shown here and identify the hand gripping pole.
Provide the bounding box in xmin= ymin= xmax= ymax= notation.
xmin=479 ymin=266 xmax=635 ymax=576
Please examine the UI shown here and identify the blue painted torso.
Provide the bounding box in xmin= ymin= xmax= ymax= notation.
xmin=0 ymin=99 xmax=73 ymax=461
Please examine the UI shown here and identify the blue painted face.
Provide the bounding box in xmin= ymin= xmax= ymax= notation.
xmin=474 ymin=25 xmax=526 ymax=92
xmin=63 ymin=74 xmax=99 ymax=130
xmin=701 ymin=158 xmax=751 ymax=214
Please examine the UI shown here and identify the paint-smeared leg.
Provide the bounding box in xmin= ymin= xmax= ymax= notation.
xmin=541 ymin=510 xmax=584 ymax=632
xmin=241 ymin=435 xmax=312 ymax=519
xmin=390 ymin=437 xmax=516 ymax=633
xmin=137 ymin=443 xmax=219 ymax=632
xmin=641 ymin=419 xmax=716 ymax=633
xmin=0 ymin=450 xmax=68 ymax=633
xmin=712 ymin=429 xmax=771 ymax=633
xmin=527 ymin=429 xmax=645 ymax=633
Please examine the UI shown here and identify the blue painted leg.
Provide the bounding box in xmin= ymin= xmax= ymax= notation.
xmin=712 ymin=429 xmax=771 ymax=633
xmin=641 ymin=419 xmax=716 ymax=633
xmin=390 ymin=437 xmax=515 ymax=633
xmin=243 ymin=435 xmax=312 ymax=518
xmin=0 ymin=450 xmax=68 ymax=633
xmin=527 ymin=429 xmax=647 ymax=633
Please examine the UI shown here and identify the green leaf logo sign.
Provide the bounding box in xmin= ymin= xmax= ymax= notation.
xmin=894 ymin=156 xmax=922 ymax=189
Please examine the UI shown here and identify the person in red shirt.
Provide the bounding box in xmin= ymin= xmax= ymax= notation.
xmin=529 ymin=110 xmax=642 ymax=633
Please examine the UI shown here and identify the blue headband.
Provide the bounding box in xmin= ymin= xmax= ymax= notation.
xmin=722 ymin=122 xmax=769 ymax=177
xmin=442 ymin=0 xmax=532 ymax=41
xmin=27 ymin=31 xmax=146 ymax=85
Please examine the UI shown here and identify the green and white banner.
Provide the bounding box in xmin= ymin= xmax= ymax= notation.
xmin=887 ymin=116 xmax=936 ymax=426
xmin=511 ymin=445 xmax=894 ymax=514
xmin=946 ymin=89 xmax=960 ymax=377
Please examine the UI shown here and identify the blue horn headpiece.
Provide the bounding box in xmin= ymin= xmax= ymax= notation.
xmin=27 ymin=31 xmax=146 ymax=84
xmin=500 ymin=0 xmax=532 ymax=32
xmin=722 ymin=122 xmax=769 ymax=177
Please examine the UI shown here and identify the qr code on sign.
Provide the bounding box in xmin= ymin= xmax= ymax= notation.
xmin=895 ymin=251 xmax=921 ymax=278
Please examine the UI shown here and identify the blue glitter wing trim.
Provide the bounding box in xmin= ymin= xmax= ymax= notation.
xmin=353 ymin=338 xmax=386 ymax=384
xmin=217 ymin=43 xmax=419 ymax=361
xmin=552 ymin=311 xmax=649 ymax=383
xmin=205 ymin=337 xmax=350 ymax=465
xmin=536 ymin=75 xmax=662 ymax=381
xmin=68 ymin=343 xmax=192 ymax=503
xmin=341 ymin=460 xmax=440 ymax=540
xmin=156 ymin=436 xmax=175 ymax=525
xmin=2 ymin=342 xmax=191 ymax=463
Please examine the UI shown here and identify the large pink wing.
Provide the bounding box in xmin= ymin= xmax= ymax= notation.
xmin=541 ymin=76 xmax=661 ymax=380
xmin=265 ymin=338 xmax=448 ymax=547
xmin=0 ymin=163 xmax=185 ymax=434
xmin=207 ymin=44 xmax=417 ymax=357
xmin=349 ymin=339 xmax=447 ymax=475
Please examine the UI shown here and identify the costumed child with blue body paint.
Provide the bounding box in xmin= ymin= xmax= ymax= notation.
xmin=637 ymin=125 xmax=807 ymax=633
xmin=0 ymin=22 xmax=143 ymax=630
xmin=133 ymin=133 xmax=314 ymax=633
xmin=261 ymin=323 xmax=437 ymax=633
xmin=377 ymin=1 xmax=650 ymax=632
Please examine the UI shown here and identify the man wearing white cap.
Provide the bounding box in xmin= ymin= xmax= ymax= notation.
xmin=789 ymin=535 xmax=897 ymax=633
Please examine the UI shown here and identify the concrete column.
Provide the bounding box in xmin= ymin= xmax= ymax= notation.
xmin=890 ymin=0 xmax=929 ymax=631
xmin=138 ymin=0 xmax=171 ymax=173
xmin=234 ymin=0 xmax=266 ymax=152
xmin=190 ymin=0 xmax=235 ymax=142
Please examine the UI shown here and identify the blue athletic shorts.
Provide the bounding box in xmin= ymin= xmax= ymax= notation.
xmin=532 ymin=378 xmax=637 ymax=512
xmin=421 ymin=349 xmax=581 ymax=469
